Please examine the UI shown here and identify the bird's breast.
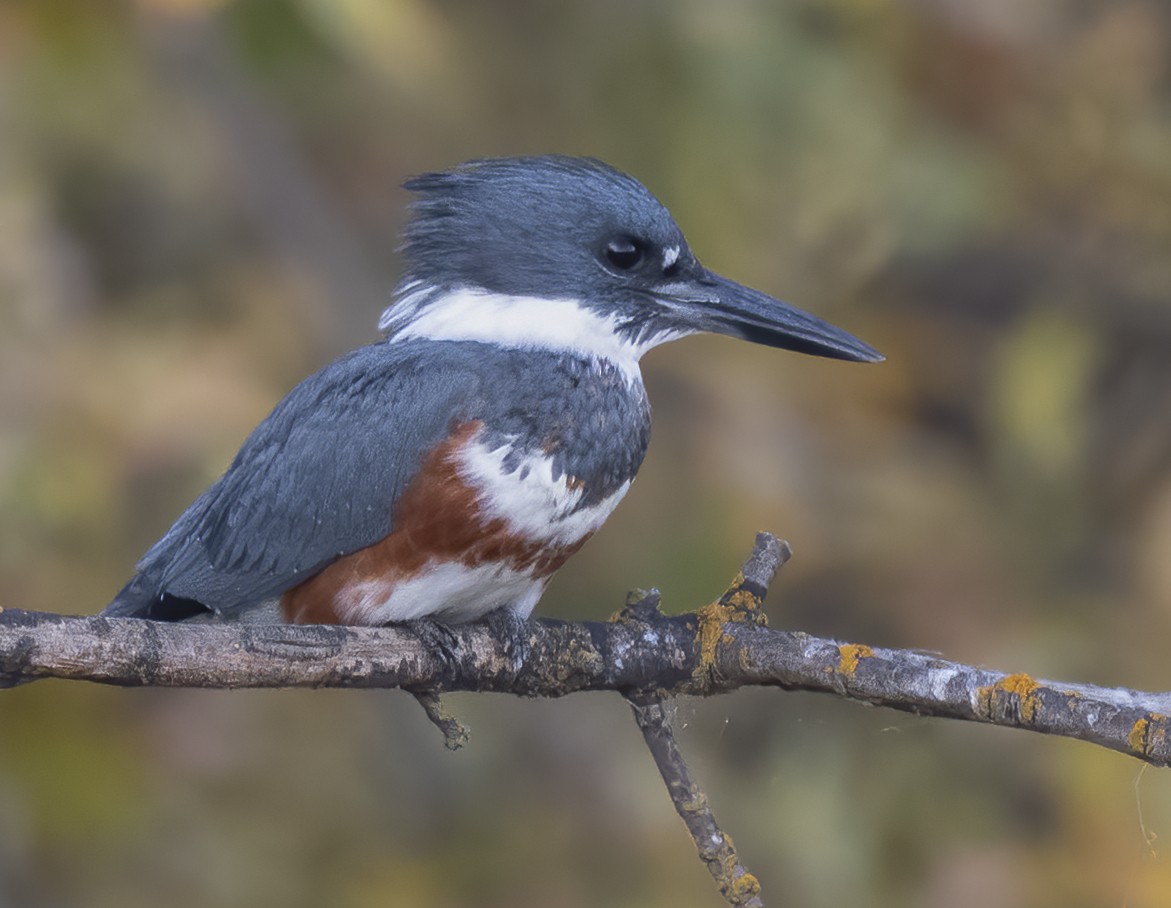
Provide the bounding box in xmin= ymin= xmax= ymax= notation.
xmin=456 ymin=433 xmax=631 ymax=548
xmin=281 ymin=359 xmax=651 ymax=626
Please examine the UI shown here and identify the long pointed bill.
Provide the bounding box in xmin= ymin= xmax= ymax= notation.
xmin=659 ymin=270 xmax=884 ymax=363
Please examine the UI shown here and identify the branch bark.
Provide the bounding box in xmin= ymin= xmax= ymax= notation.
xmin=2 ymin=539 xmax=1167 ymax=766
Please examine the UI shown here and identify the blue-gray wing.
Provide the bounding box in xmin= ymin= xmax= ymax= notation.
xmin=104 ymin=341 xmax=484 ymax=617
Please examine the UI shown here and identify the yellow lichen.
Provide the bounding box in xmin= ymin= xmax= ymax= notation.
xmin=693 ymin=600 xmax=737 ymax=679
xmin=978 ymin=673 xmax=1042 ymax=723
xmin=718 ymin=571 xmax=768 ymax=626
xmin=729 ymin=871 xmax=762 ymax=899
xmin=836 ymin=643 xmax=874 ymax=676
xmin=691 ymin=570 xmax=771 ymax=681
xmin=1129 ymin=713 xmax=1169 ymax=758
xmin=725 ymin=589 xmax=756 ymax=610
xmin=1130 ymin=717 xmax=1151 ymax=755
xmin=704 ymin=832 xmax=762 ymax=901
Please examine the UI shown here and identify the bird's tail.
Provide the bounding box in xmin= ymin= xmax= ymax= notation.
xmin=102 ymin=575 xmax=209 ymax=621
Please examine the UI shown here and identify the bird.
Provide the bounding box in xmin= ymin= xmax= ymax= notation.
xmin=102 ymin=155 xmax=882 ymax=628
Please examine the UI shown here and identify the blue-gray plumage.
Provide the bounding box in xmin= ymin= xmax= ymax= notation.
xmin=104 ymin=155 xmax=880 ymax=626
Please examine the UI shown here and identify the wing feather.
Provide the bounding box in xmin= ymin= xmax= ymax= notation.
xmin=116 ymin=341 xmax=483 ymax=615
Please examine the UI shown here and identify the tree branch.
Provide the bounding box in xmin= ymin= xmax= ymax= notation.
xmin=2 ymin=534 xmax=1169 ymax=767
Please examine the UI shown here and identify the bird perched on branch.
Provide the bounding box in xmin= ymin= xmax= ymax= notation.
xmin=103 ymin=156 xmax=881 ymax=627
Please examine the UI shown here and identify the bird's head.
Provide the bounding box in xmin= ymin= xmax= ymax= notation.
xmin=380 ymin=155 xmax=882 ymax=365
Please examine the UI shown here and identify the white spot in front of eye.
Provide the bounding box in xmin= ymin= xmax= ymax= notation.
xmin=663 ymin=246 xmax=679 ymax=269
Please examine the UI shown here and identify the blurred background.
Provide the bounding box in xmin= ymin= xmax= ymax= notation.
xmin=3 ymin=0 xmax=1171 ymax=905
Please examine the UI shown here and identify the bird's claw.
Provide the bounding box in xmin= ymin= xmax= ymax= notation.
xmin=484 ymin=607 xmax=533 ymax=669
xmin=402 ymin=616 xmax=464 ymax=667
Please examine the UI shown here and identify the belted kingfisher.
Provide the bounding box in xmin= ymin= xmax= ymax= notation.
xmin=103 ymin=156 xmax=881 ymax=626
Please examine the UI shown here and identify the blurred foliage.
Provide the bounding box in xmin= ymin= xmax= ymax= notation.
xmin=3 ymin=1 xmax=1171 ymax=905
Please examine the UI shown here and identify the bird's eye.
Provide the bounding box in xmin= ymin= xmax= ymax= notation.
xmin=604 ymin=236 xmax=644 ymax=271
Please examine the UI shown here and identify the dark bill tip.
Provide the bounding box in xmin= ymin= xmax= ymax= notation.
xmin=729 ymin=317 xmax=884 ymax=363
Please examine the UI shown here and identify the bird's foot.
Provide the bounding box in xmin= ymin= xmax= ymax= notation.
xmin=484 ymin=606 xmax=533 ymax=670
xmin=402 ymin=616 xmax=464 ymax=667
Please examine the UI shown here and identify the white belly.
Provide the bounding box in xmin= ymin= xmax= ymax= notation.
xmin=351 ymin=561 xmax=548 ymax=624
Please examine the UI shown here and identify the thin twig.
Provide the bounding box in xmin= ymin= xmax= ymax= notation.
xmin=628 ymin=695 xmax=764 ymax=907
xmin=410 ymin=690 xmax=470 ymax=750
